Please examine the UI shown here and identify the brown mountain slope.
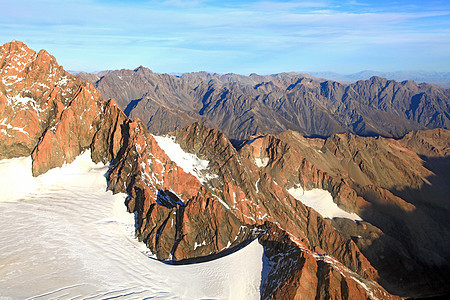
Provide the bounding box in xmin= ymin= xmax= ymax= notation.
xmin=239 ymin=128 xmax=450 ymax=296
xmin=79 ymin=66 xmax=450 ymax=140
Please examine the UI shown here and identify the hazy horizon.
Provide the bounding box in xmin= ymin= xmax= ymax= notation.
xmin=69 ymin=67 xmax=449 ymax=77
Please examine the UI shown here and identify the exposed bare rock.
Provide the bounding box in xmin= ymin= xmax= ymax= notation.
xmin=0 ymin=40 xmax=109 ymax=176
xmin=74 ymin=71 xmax=100 ymax=83
xmin=400 ymin=128 xmax=450 ymax=157
xmin=171 ymin=122 xmax=379 ymax=281
xmin=259 ymin=225 xmax=400 ymax=300
xmin=31 ymin=82 xmax=104 ymax=175
xmin=98 ymin=119 xmax=249 ymax=261
xmin=0 ymin=40 xmax=84 ymax=160
xmin=90 ymin=99 xmax=129 ymax=164
xmin=240 ymin=128 xmax=450 ymax=297
xmin=80 ymin=66 xmax=450 ymax=140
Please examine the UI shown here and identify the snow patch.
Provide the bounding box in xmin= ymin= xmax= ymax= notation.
xmin=0 ymin=156 xmax=38 ymax=202
xmin=254 ymin=157 xmax=269 ymax=168
xmin=194 ymin=240 xmax=207 ymax=250
xmin=6 ymin=94 xmax=40 ymax=112
xmin=0 ymin=118 xmax=28 ymax=136
xmin=153 ymin=135 xmax=218 ymax=183
xmin=7 ymin=94 xmax=34 ymax=106
xmin=57 ymin=75 xmax=69 ymax=86
xmin=287 ymin=185 xmax=362 ymax=221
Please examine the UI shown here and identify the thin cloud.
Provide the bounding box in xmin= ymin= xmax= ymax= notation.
xmin=252 ymin=1 xmax=330 ymax=10
xmin=0 ymin=0 xmax=448 ymax=73
xmin=160 ymin=0 xmax=205 ymax=8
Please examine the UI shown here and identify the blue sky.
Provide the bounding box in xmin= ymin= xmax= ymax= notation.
xmin=1 ymin=0 xmax=449 ymax=74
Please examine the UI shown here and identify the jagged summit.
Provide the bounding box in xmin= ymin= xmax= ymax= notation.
xmin=134 ymin=65 xmax=153 ymax=73
xmin=0 ymin=40 xmax=101 ymax=161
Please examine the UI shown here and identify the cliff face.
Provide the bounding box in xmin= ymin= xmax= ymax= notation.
xmin=0 ymin=40 xmax=110 ymax=176
xmin=2 ymin=41 xmax=448 ymax=299
xmin=80 ymin=66 xmax=450 ymax=140
xmin=239 ymin=128 xmax=450 ymax=296
xmin=0 ymin=41 xmax=86 ymax=160
xmin=259 ymin=225 xmax=399 ymax=300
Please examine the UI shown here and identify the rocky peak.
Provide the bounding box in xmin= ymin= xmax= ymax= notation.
xmin=1 ymin=40 xmax=35 ymax=75
xmin=134 ymin=65 xmax=153 ymax=74
xmin=368 ymin=75 xmax=388 ymax=84
xmin=1 ymin=40 xmax=64 ymax=90
xmin=0 ymin=40 xmax=104 ymax=171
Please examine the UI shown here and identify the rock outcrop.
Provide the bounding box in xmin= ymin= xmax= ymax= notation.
xmin=0 ymin=40 xmax=107 ymax=175
xmin=1 ymin=41 xmax=83 ymax=160
xmin=98 ymin=118 xmax=249 ymax=260
xmin=259 ymin=225 xmax=401 ymax=300
xmin=239 ymin=128 xmax=450 ymax=297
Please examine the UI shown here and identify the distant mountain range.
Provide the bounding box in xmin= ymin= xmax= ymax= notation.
xmin=307 ymin=70 xmax=450 ymax=88
xmin=77 ymin=67 xmax=450 ymax=141
xmin=72 ymin=69 xmax=450 ymax=89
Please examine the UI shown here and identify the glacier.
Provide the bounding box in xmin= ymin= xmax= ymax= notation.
xmin=0 ymin=152 xmax=263 ymax=299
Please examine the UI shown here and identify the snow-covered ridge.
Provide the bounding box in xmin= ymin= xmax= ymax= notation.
xmin=153 ymin=134 xmax=218 ymax=184
xmin=287 ymin=184 xmax=362 ymax=221
xmin=0 ymin=152 xmax=263 ymax=299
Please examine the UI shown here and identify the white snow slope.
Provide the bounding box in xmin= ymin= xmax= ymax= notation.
xmin=287 ymin=185 xmax=362 ymax=221
xmin=0 ymin=152 xmax=263 ymax=299
xmin=153 ymin=135 xmax=218 ymax=184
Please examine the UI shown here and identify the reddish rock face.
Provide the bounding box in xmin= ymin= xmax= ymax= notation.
xmin=240 ymin=128 xmax=450 ymax=297
xmin=103 ymin=120 xmax=389 ymax=298
xmin=0 ymin=41 xmax=66 ymax=158
xmin=0 ymin=40 xmax=104 ymax=175
xmin=259 ymin=225 xmax=401 ymax=300
xmin=172 ymin=123 xmax=379 ymax=276
xmin=95 ymin=119 xmax=249 ymax=261
xmin=31 ymin=82 xmax=104 ymax=175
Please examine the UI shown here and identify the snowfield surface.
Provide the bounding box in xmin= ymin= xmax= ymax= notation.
xmin=287 ymin=185 xmax=363 ymax=221
xmin=254 ymin=157 xmax=269 ymax=168
xmin=0 ymin=152 xmax=263 ymax=299
xmin=153 ymin=134 xmax=218 ymax=183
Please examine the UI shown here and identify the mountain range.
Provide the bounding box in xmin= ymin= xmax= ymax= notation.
xmin=74 ymin=70 xmax=450 ymax=89
xmin=307 ymin=70 xmax=450 ymax=89
xmin=78 ymin=67 xmax=450 ymax=142
xmin=1 ymin=40 xmax=449 ymax=299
